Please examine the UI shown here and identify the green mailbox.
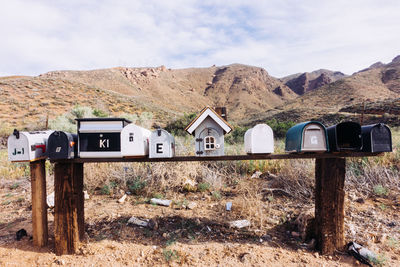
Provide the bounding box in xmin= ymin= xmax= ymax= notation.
xmin=285 ymin=121 xmax=329 ymax=153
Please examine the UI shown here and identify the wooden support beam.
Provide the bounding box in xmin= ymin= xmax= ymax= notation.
xmin=30 ymin=159 xmax=48 ymax=247
xmin=54 ymin=162 xmax=84 ymax=255
xmin=315 ymin=157 xmax=346 ymax=255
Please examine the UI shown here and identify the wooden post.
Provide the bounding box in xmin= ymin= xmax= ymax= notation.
xmin=30 ymin=159 xmax=48 ymax=247
xmin=315 ymin=157 xmax=346 ymax=255
xmin=54 ymin=162 xmax=84 ymax=255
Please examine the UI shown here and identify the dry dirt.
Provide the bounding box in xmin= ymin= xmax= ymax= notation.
xmin=1 ymin=176 xmax=399 ymax=267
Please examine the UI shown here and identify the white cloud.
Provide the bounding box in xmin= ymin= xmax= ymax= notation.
xmin=0 ymin=0 xmax=399 ymax=77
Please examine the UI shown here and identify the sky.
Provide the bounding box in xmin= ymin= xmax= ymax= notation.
xmin=0 ymin=0 xmax=399 ymax=78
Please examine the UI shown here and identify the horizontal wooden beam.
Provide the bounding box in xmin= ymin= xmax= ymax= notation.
xmin=51 ymin=152 xmax=383 ymax=163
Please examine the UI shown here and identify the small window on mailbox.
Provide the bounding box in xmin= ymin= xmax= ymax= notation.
xmin=204 ymin=136 xmax=215 ymax=150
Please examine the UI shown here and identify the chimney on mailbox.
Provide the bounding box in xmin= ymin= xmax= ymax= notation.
xmin=214 ymin=107 xmax=227 ymax=121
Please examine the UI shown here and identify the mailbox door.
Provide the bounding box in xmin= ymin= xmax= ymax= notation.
xmin=8 ymin=134 xmax=30 ymax=162
xmin=302 ymin=124 xmax=327 ymax=152
xmin=48 ymin=132 xmax=75 ymax=160
xmin=371 ymin=125 xmax=392 ymax=152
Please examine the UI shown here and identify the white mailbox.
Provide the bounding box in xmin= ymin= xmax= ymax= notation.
xmin=244 ymin=124 xmax=274 ymax=154
xmin=76 ymin=118 xmax=131 ymax=158
xmin=8 ymin=129 xmax=54 ymax=162
xmin=149 ymin=128 xmax=175 ymax=158
xmin=121 ymin=124 xmax=152 ymax=157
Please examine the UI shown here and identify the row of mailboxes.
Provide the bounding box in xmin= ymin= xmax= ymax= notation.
xmin=285 ymin=121 xmax=392 ymax=153
xmin=7 ymin=120 xmax=392 ymax=161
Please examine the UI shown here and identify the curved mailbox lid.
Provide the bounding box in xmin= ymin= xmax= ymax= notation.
xmin=245 ymin=124 xmax=274 ymax=154
xmin=361 ymin=123 xmax=392 ymax=152
xmin=285 ymin=121 xmax=328 ymax=152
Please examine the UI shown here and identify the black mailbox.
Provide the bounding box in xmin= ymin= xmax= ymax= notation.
xmin=48 ymin=131 xmax=78 ymax=160
xmin=327 ymin=122 xmax=362 ymax=151
xmin=361 ymin=123 xmax=392 ymax=152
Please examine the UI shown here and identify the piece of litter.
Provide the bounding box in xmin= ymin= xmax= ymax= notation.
xmin=118 ymin=194 xmax=127 ymax=203
xmin=46 ymin=192 xmax=55 ymax=208
xmin=226 ymin=202 xmax=232 ymax=211
xmin=127 ymin=216 xmax=149 ymax=227
xmin=150 ymin=198 xmax=172 ymax=207
xmin=84 ymin=191 xmax=90 ymax=200
xmin=229 ymin=220 xmax=251 ymax=229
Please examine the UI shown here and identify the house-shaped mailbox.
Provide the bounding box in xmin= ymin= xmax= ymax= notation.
xmin=185 ymin=107 xmax=232 ymax=157
xmin=8 ymin=129 xmax=53 ymax=162
xmin=149 ymin=128 xmax=175 ymax=158
xmin=285 ymin=121 xmax=328 ymax=153
xmin=121 ymin=124 xmax=152 ymax=157
xmin=327 ymin=121 xmax=362 ymax=151
xmin=361 ymin=123 xmax=392 ymax=152
xmin=47 ymin=131 xmax=78 ymax=160
xmin=76 ymin=118 xmax=131 ymax=158
xmin=244 ymin=124 xmax=274 ymax=154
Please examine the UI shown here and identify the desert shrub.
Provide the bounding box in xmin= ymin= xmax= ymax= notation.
xmin=92 ymin=108 xmax=109 ymax=117
xmin=225 ymin=126 xmax=249 ymax=144
xmin=266 ymin=118 xmax=296 ymax=138
xmin=165 ymin=113 xmax=197 ymax=136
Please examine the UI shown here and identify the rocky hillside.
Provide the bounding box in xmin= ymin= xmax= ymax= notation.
xmin=1 ymin=55 xmax=400 ymax=132
xmin=250 ymin=55 xmax=400 ymax=126
xmin=281 ymin=69 xmax=346 ymax=95
xmin=0 ymin=64 xmax=295 ymax=131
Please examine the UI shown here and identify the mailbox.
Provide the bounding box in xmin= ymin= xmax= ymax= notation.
xmin=244 ymin=124 xmax=274 ymax=154
xmin=327 ymin=122 xmax=362 ymax=151
xmin=76 ymin=118 xmax=131 ymax=158
xmin=48 ymin=131 xmax=78 ymax=160
xmin=121 ymin=124 xmax=152 ymax=157
xmin=149 ymin=128 xmax=175 ymax=158
xmin=361 ymin=123 xmax=392 ymax=152
xmin=285 ymin=121 xmax=328 ymax=153
xmin=8 ymin=129 xmax=53 ymax=162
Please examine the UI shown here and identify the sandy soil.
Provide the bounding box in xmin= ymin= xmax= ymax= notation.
xmin=0 ymin=177 xmax=399 ymax=267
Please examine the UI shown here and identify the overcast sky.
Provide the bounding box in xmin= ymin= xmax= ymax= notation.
xmin=0 ymin=0 xmax=399 ymax=78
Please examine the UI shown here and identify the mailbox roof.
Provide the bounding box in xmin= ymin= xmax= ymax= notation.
xmin=185 ymin=107 xmax=232 ymax=135
xmin=75 ymin=118 xmax=132 ymax=123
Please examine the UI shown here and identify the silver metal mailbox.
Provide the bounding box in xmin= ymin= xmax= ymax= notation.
xmin=76 ymin=118 xmax=131 ymax=158
xmin=149 ymin=128 xmax=175 ymax=158
xmin=244 ymin=124 xmax=274 ymax=154
xmin=8 ymin=129 xmax=53 ymax=162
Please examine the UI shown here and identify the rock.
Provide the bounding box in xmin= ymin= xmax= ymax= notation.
xmin=187 ymin=202 xmax=197 ymax=210
xmin=229 ymin=220 xmax=250 ymax=229
xmin=226 ymin=202 xmax=232 ymax=211
xmin=84 ymin=190 xmax=90 ymax=200
xmin=127 ymin=217 xmax=149 ymax=227
xmin=54 ymin=259 xmax=65 ymax=265
xmin=16 ymin=229 xmax=27 ymax=241
xmin=118 ymin=194 xmax=127 ymax=203
xmin=150 ymin=198 xmax=172 ymax=207
xmin=239 ymin=253 xmax=250 ymax=263
xmin=313 ymin=252 xmax=319 ymax=258
xmin=47 ymin=192 xmax=55 ymax=208
xmin=251 ymin=171 xmax=262 ymax=179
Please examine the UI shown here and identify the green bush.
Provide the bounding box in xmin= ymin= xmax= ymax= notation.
xmin=225 ymin=126 xmax=249 ymax=144
xmin=128 ymin=177 xmax=147 ymax=195
xmin=266 ymin=118 xmax=296 ymax=138
xmin=165 ymin=113 xmax=197 ymax=136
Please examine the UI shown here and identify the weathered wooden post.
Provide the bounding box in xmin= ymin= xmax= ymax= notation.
xmin=54 ymin=162 xmax=84 ymax=255
xmin=30 ymin=159 xmax=48 ymax=247
xmin=315 ymin=157 xmax=346 ymax=254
